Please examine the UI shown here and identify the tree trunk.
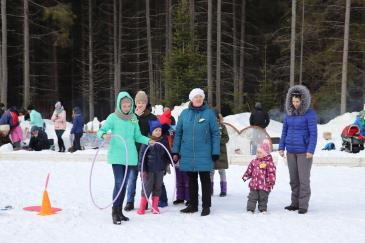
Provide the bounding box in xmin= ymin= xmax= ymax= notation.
xmin=23 ymin=0 xmax=30 ymax=108
xmin=113 ymin=0 xmax=120 ymax=102
xmin=239 ymin=0 xmax=246 ymax=107
xmin=341 ymin=0 xmax=351 ymax=114
xmin=146 ymin=0 xmax=154 ymax=105
xmin=88 ymin=0 xmax=94 ymax=120
xmin=299 ymin=0 xmax=305 ymax=85
xmin=207 ymin=0 xmax=213 ymax=106
xmin=165 ymin=0 xmax=172 ymax=99
xmin=233 ymin=0 xmax=238 ymax=110
xmin=53 ymin=45 xmax=59 ymax=101
xmin=189 ymin=0 xmax=195 ymax=37
xmin=1 ymin=0 xmax=7 ymax=106
xmin=118 ymin=0 xmax=122 ymax=90
xmin=216 ymin=0 xmax=221 ymax=112
xmin=289 ymin=0 xmax=296 ymax=87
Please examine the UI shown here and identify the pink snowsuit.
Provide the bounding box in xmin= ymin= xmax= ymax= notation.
xmin=242 ymin=154 xmax=276 ymax=192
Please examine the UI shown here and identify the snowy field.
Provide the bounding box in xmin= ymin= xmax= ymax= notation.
xmin=1 ymin=159 xmax=365 ymax=243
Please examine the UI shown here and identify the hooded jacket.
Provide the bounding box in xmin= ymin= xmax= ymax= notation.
xmin=279 ymin=85 xmax=318 ymax=154
xmin=97 ymin=92 xmax=150 ymax=165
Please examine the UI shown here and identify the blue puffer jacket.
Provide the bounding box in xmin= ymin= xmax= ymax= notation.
xmin=71 ymin=107 xmax=84 ymax=134
xmin=279 ymin=85 xmax=318 ymax=154
xmin=139 ymin=136 xmax=170 ymax=172
xmin=354 ymin=116 xmax=365 ymax=136
xmin=172 ymin=102 xmax=220 ymax=172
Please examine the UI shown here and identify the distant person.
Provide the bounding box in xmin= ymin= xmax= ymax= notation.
xmin=27 ymin=105 xmax=44 ymax=131
xmin=51 ymin=101 xmax=67 ymax=152
xmin=0 ymin=106 xmax=22 ymax=149
xmin=249 ymin=102 xmax=270 ymax=154
xmin=70 ymin=107 xmax=84 ymax=152
xmin=0 ymin=102 xmax=5 ymax=119
xmin=354 ymin=110 xmax=365 ymax=136
xmin=29 ymin=126 xmax=50 ymax=151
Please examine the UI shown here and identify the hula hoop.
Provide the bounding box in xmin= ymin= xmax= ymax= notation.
xmin=140 ymin=142 xmax=176 ymax=206
xmin=89 ymin=134 xmax=129 ymax=210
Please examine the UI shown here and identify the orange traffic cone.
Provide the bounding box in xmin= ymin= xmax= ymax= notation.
xmin=23 ymin=173 xmax=62 ymax=215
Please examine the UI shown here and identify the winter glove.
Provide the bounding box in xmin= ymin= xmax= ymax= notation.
xmin=242 ymin=176 xmax=248 ymax=182
xmin=212 ymin=155 xmax=220 ymax=161
xmin=172 ymin=153 xmax=180 ymax=162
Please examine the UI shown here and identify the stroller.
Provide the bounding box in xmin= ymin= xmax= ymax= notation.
xmin=340 ymin=124 xmax=365 ymax=153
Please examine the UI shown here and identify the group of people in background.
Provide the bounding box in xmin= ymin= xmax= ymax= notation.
xmin=0 ymin=84 xmax=319 ymax=224
xmin=0 ymin=102 xmax=84 ymax=153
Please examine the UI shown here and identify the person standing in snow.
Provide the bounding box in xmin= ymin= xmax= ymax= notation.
xmin=0 ymin=106 xmax=22 ymax=149
xmin=353 ymin=110 xmax=365 ymax=136
xmin=51 ymin=101 xmax=67 ymax=152
xmin=27 ymin=105 xmax=45 ymax=131
xmin=70 ymin=107 xmax=84 ymax=152
xmin=97 ymin=91 xmax=155 ymax=224
xmin=242 ymin=142 xmax=276 ymax=213
xmin=136 ymin=120 xmax=170 ymax=215
xmin=124 ymin=91 xmax=157 ymax=212
xmin=210 ymin=110 xmax=229 ymax=197
xmin=279 ymin=85 xmax=317 ymax=214
xmin=172 ymin=88 xmax=220 ymax=216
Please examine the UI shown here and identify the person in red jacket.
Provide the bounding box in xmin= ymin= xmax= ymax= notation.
xmin=242 ymin=142 xmax=276 ymax=213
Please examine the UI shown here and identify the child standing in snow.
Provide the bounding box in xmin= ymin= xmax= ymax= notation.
xmin=137 ymin=120 xmax=170 ymax=215
xmin=242 ymin=142 xmax=276 ymax=213
xmin=97 ymin=91 xmax=155 ymax=225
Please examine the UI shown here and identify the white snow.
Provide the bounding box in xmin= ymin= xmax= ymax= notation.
xmin=0 ymin=159 xmax=364 ymax=242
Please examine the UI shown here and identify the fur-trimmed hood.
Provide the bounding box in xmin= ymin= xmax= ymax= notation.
xmin=285 ymin=85 xmax=311 ymax=116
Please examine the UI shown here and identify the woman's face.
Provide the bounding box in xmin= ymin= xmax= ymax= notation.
xmin=135 ymin=101 xmax=146 ymax=112
xmin=292 ymin=97 xmax=301 ymax=110
xmin=120 ymin=101 xmax=132 ymax=114
xmin=192 ymin=95 xmax=204 ymax=107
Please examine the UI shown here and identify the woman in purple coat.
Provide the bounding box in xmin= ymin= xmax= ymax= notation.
xmin=279 ymin=85 xmax=317 ymax=214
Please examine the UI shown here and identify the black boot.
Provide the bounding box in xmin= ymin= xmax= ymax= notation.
xmin=173 ymin=199 xmax=185 ymax=205
xmin=124 ymin=202 xmax=134 ymax=211
xmin=284 ymin=205 xmax=299 ymax=211
xmin=298 ymin=208 xmax=308 ymax=214
xmin=112 ymin=207 xmax=121 ymax=225
xmin=180 ymin=205 xmax=198 ymax=213
xmin=118 ymin=208 xmax=129 ymax=221
xmin=201 ymin=207 xmax=210 ymax=216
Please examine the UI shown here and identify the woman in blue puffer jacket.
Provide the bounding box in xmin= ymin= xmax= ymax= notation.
xmin=279 ymin=85 xmax=317 ymax=215
xmin=172 ymin=88 xmax=220 ymax=216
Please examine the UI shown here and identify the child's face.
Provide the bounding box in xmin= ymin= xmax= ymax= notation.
xmin=120 ymin=101 xmax=131 ymax=114
xmin=256 ymin=149 xmax=265 ymax=159
xmin=135 ymin=101 xmax=146 ymax=112
xmin=152 ymin=128 xmax=162 ymax=138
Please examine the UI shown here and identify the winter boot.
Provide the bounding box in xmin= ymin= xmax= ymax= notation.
xmin=284 ymin=205 xmax=299 ymax=211
xmin=298 ymin=208 xmax=308 ymax=214
xmin=219 ymin=181 xmax=227 ymax=197
xmin=180 ymin=205 xmax=198 ymax=213
xmin=119 ymin=208 xmax=129 ymax=221
xmin=201 ymin=207 xmax=210 ymax=216
xmin=152 ymin=196 xmax=160 ymax=214
xmin=112 ymin=207 xmax=121 ymax=225
xmin=173 ymin=199 xmax=185 ymax=205
xmin=124 ymin=202 xmax=134 ymax=211
xmin=137 ymin=197 xmax=148 ymax=215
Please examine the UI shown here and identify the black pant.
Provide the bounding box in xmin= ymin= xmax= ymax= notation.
xmin=55 ymin=130 xmax=65 ymax=150
xmin=73 ymin=133 xmax=82 ymax=151
xmin=187 ymin=171 xmax=211 ymax=209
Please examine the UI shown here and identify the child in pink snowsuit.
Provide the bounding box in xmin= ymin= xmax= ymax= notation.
xmin=242 ymin=142 xmax=276 ymax=213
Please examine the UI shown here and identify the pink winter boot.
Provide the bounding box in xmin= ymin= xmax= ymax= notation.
xmin=152 ymin=196 xmax=160 ymax=214
xmin=137 ymin=197 xmax=148 ymax=215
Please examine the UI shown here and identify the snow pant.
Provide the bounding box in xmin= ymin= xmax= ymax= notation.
xmin=126 ymin=167 xmax=138 ymax=203
xmin=112 ymin=164 xmax=130 ymax=208
xmin=287 ymin=152 xmax=313 ymax=210
xmin=141 ymin=171 xmax=164 ymax=198
xmin=247 ymin=189 xmax=270 ymax=212
xmin=55 ymin=130 xmax=65 ymax=151
xmin=187 ymin=171 xmax=211 ymax=209
xmin=73 ymin=132 xmax=82 ymax=151
xmin=175 ymin=167 xmax=189 ymax=201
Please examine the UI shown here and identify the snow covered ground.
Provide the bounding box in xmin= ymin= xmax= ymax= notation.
xmin=0 ymin=159 xmax=365 ymax=243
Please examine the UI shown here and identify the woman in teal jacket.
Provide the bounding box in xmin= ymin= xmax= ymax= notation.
xmin=172 ymin=88 xmax=220 ymax=216
xmin=97 ymin=91 xmax=155 ymax=225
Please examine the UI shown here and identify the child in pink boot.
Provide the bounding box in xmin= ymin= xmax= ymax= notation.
xmin=242 ymin=142 xmax=276 ymax=213
xmin=137 ymin=120 xmax=170 ymax=215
